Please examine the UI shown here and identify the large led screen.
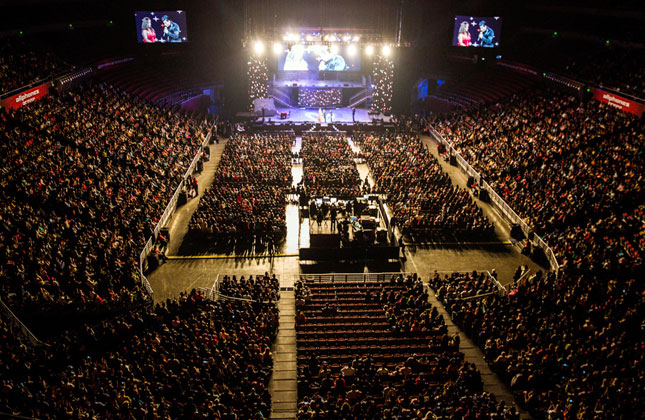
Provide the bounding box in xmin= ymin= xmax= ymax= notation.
xmin=278 ymin=44 xmax=360 ymax=71
xmin=135 ymin=11 xmax=188 ymax=43
xmin=452 ymin=16 xmax=502 ymax=48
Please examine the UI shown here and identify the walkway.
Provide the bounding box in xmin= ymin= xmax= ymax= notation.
xmin=424 ymin=280 xmax=530 ymax=418
xmin=164 ymin=138 xmax=227 ymax=256
xmin=268 ymin=290 xmax=298 ymax=419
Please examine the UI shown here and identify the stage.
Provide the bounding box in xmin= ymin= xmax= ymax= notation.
xmin=268 ymin=107 xmax=391 ymax=124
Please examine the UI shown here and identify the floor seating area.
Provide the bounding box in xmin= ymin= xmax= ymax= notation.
xmin=295 ymin=274 xmax=519 ymax=419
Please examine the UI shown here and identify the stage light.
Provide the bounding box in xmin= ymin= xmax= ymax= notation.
xmin=352 ymin=36 xmax=360 ymax=42
xmin=273 ymin=43 xmax=282 ymax=54
xmin=306 ymin=35 xmax=313 ymax=42
xmin=347 ymin=44 xmax=357 ymax=56
xmin=253 ymin=40 xmax=265 ymax=55
xmin=365 ymin=45 xmax=374 ymax=56
xmin=330 ymin=44 xmax=339 ymax=54
xmin=343 ymin=35 xmax=351 ymax=42
xmin=381 ymin=45 xmax=391 ymax=57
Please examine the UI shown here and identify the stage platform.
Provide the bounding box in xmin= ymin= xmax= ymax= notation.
xmin=270 ymin=107 xmax=391 ymax=124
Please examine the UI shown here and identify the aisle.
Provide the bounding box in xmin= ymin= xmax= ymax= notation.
xmin=164 ymin=139 xmax=227 ymax=256
xmin=268 ymin=290 xmax=298 ymax=419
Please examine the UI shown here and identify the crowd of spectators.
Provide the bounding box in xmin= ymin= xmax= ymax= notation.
xmin=187 ymin=132 xmax=292 ymax=245
xmin=354 ymin=132 xmax=494 ymax=241
xmin=430 ymin=268 xmax=644 ymax=419
xmin=296 ymin=274 xmax=519 ymax=420
xmin=432 ymin=89 xmax=643 ymax=267
xmin=419 ymin=81 xmax=645 ymax=418
xmin=0 ymin=37 xmax=72 ymax=95
xmin=1 ymin=287 xmax=279 ymax=419
xmin=301 ymin=133 xmax=361 ymax=198
xmin=0 ymin=81 xmax=209 ymax=329
xmin=218 ymin=273 xmax=280 ymax=303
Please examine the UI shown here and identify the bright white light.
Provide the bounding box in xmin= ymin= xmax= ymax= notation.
xmin=352 ymin=36 xmax=360 ymax=42
xmin=347 ymin=44 xmax=357 ymax=56
xmin=273 ymin=43 xmax=282 ymax=54
xmin=253 ymin=40 xmax=265 ymax=55
xmin=381 ymin=45 xmax=391 ymax=57
xmin=365 ymin=45 xmax=374 ymax=56
xmin=343 ymin=35 xmax=351 ymax=42
xmin=306 ymin=35 xmax=313 ymax=42
xmin=330 ymin=44 xmax=339 ymax=54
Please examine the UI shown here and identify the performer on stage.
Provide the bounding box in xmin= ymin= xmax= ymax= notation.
xmin=161 ymin=15 xmax=182 ymax=42
xmin=141 ymin=17 xmax=157 ymax=43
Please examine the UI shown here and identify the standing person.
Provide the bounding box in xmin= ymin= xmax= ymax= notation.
xmin=161 ymin=15 xmax=182 ymax=42
xmin=352 ymin=107 xmax=356 ymax=123
xmin=330 ymin=206 xmax=337 ymax=231
xmin=141 ymin=17 xmax=157 ymax=43
xmin=398 ymin=235 xmax=406 ymax=260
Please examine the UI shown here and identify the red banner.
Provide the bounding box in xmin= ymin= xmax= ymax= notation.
xmin=591 ymin=88 xmax=643 ymax=117
xmin=0 ymin=82 xmax=50 ymax=110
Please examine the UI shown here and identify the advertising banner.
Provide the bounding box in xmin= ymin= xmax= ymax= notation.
xmin=591 ymin=88 xmax=643 ymax=117
xmin=0 ymin=82 xmax=50 ymax=110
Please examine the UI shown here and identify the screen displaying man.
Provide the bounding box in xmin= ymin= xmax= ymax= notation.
xmin=161 ymin=15 xmax=182 ymax=42
xmin=477 ymin=21 xmax=495 ymax=47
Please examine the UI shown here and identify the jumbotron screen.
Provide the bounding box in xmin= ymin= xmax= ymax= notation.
xmin=135 ymin=11 xmax=188 ymax=43
xmin=278 ymin=44 xmax=360 ymax=72
xmin=452 ymin=16 xmax=502 ymax=48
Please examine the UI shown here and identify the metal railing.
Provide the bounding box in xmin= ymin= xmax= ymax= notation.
xmin=138 ymin=127 xmax=214 ymax=296
xmin=427 ymin=126 xmax=560 ymax=276
xmin=0 ymin=297 xmax=43 ymax=346
xmin=0 ymin=68 xmax=72 ymax=100
xmin=486 ymin=270 xmax=508 ymax=296
xmin=298 ymin=272 xmax=415 ymax=283
xmin=348 ymin=88 xmax=373 ymax=108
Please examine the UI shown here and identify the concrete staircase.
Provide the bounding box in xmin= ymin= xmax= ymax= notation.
xmin=269 ymin=290 xmax=297 ymax=419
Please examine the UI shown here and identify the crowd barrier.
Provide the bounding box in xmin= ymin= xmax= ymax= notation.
xmin=427 ymin=126 xmax=560 ymax=276
xmin=299 ymin=272 xmax=415 ymax=283
xmin=139 ymin=125 xmax=215 ymax=298
xmin=202 ymin=273 xmax=281 ymax=302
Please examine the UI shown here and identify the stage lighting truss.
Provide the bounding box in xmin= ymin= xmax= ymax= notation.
xmin=245 ymin=30 xmax=397 ymax=57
